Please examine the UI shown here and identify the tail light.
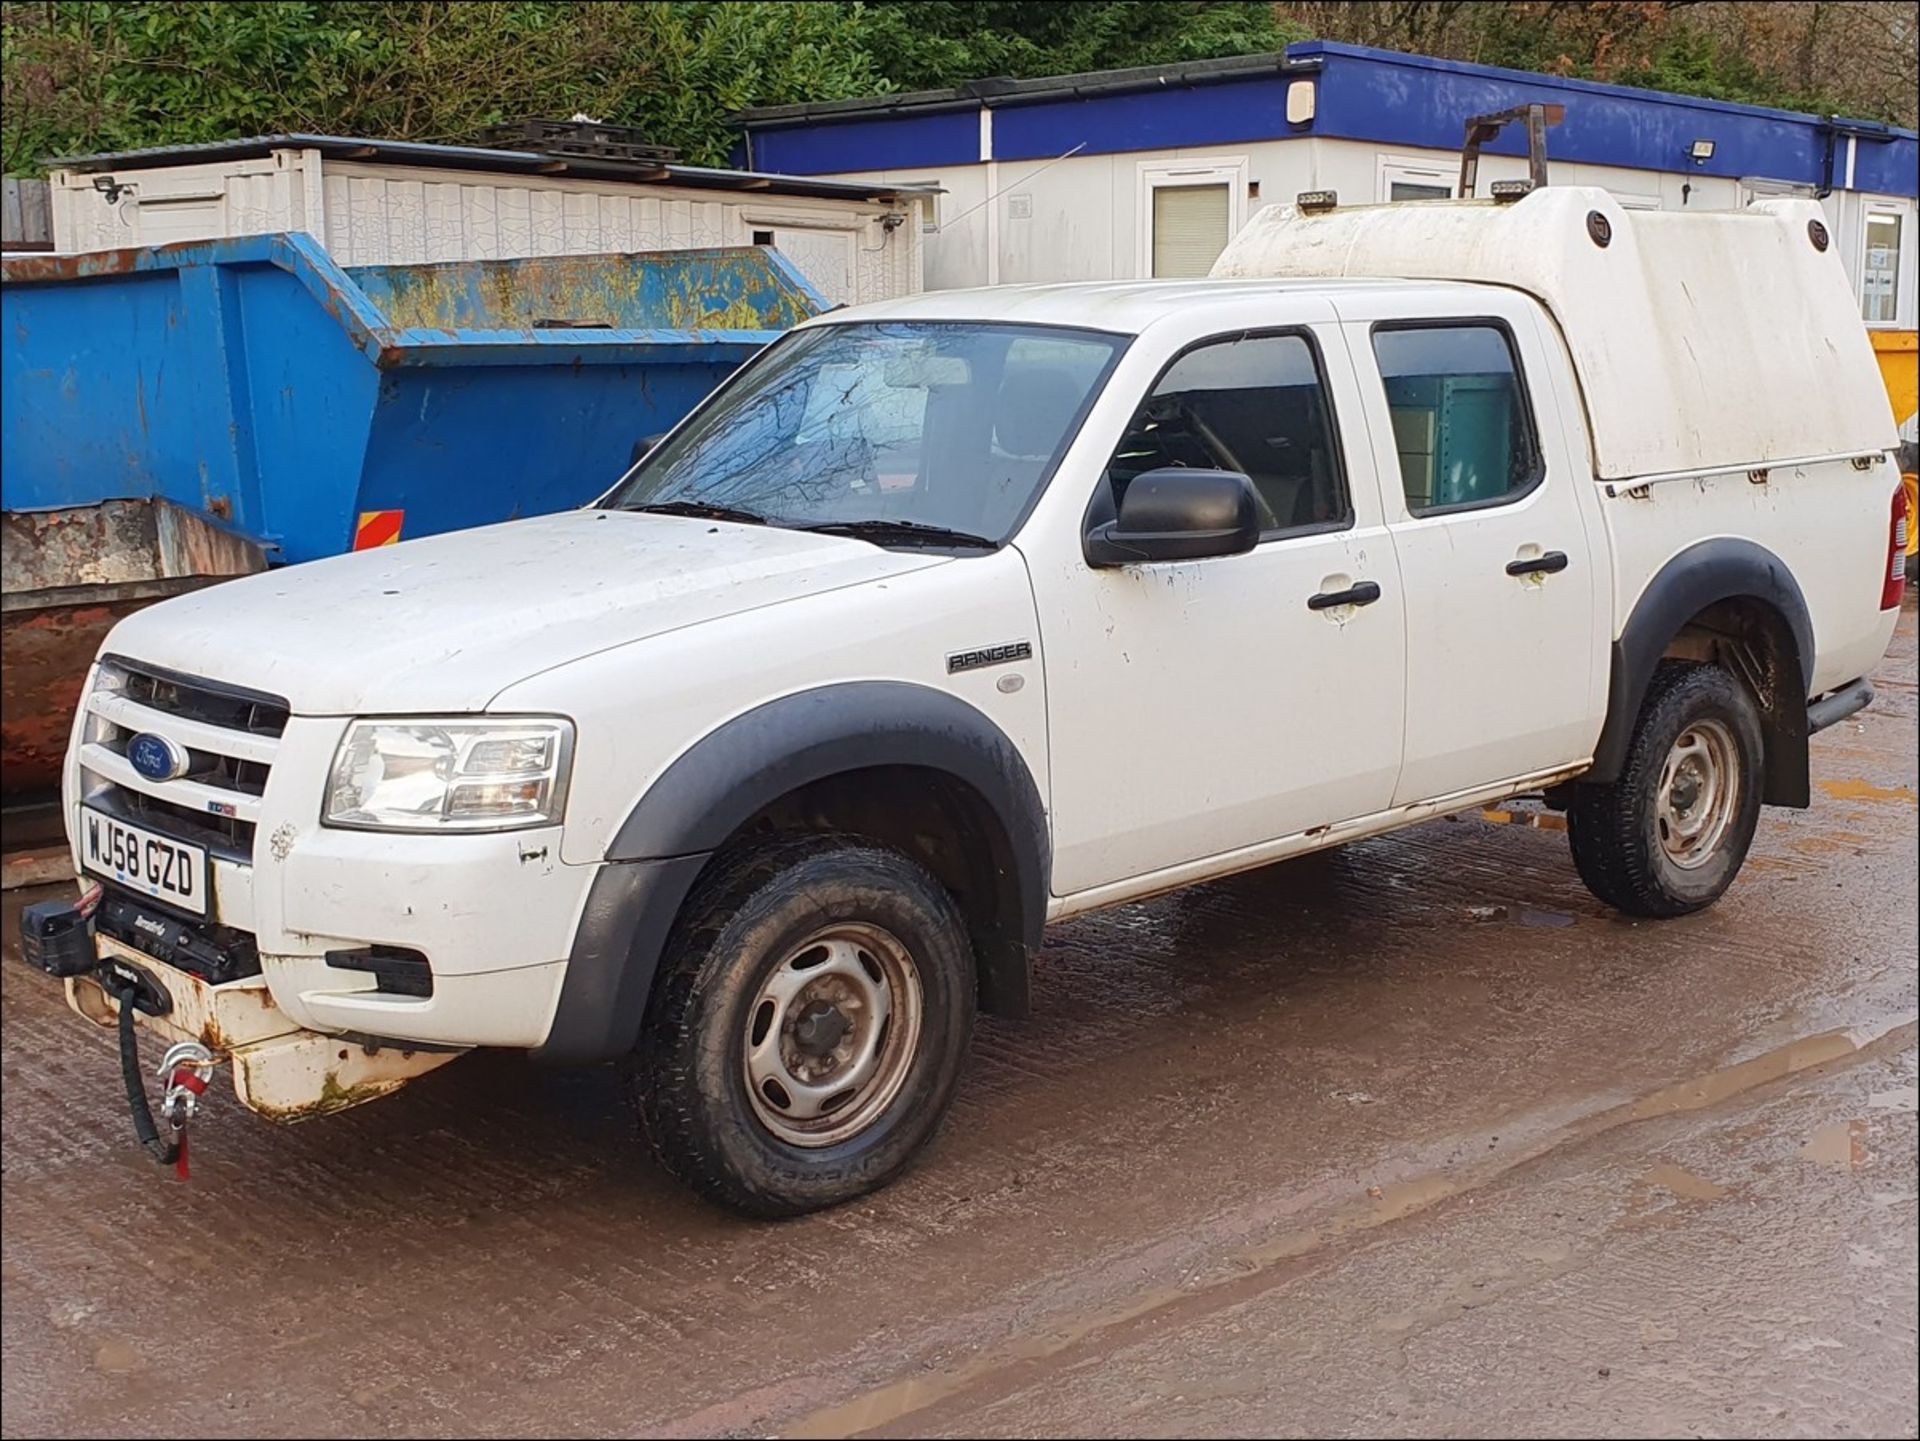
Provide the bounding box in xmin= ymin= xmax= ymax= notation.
xmin=1885 ymin=482 xmax=1910 ymax=611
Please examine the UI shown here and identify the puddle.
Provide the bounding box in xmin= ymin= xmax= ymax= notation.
xmin=1517 ymin=909 xmax=1576 ymax=928
xmin=1742 ymin=855 xmax=1811 ymax=874
xmin=1800 ymin=1118 xmax=1870 ymax=1171
xmin=1866 ymin=1086 xmax=1918 ymax=1113
xmin=1479 ymin=807 xmax=1569 ymax=832
xmin=1460 ymin=904 xmax=1575 ymax=927
xmin=1640 ymin=1162 xmax=1728 ymax=1200
xmin=1818 ymin=778 xmax=1917 ymax=805
xmin=91 ymin=1338 xmax=145 ymax=1375
xmin=1624 ymin=1016 xmax=1914 ymax=1122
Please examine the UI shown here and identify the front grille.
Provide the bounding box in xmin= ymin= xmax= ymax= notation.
xmin=79 ymin=658 xmax=289 ymax=866
xmin=89 ymin=784 xmax=255 ymax=860
xmin=112 ymin=657 xmax=289 ymax=738
xmin=98 ymin=730 xmax=269 ymax=797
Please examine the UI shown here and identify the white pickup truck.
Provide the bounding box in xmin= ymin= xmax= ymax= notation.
xmin=25 ymin=188 xmax=1907 ymax=1216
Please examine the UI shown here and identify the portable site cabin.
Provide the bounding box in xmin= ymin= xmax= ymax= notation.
xmin=41 ymin=132 xmax=935 ymax=307
xmin=736 ymin=40 xmax=1918 ymax=340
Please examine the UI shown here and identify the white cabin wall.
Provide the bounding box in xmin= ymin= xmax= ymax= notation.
xmin=47 ymin=148 xmax=922 ymax=306
xmin=818 ymin=164 xmax=996 ymax=291
xmin=50 ymin=152 xmax=314 ymax=252
xmin=817 ymin=134 xmax=1918 ymax=321
xmin=835 ymin=138 xmax=1314 ymax=288
xmin=316 ymin=160 xmax=919 ymax=304
xmin=829 ymin=137 xmax=1770 ymax=291
xmin=1299 ymin=136 xmax=1748 ymax=212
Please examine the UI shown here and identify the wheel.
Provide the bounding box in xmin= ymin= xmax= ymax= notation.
xmin=634 ymin=834 xmax=974 ymax=1218
xmin=1567 ymin=661 xmax=1764 ymax=918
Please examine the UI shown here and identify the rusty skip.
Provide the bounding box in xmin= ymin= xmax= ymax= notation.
xmin=0 ymin=501 xmax=268 ymax=800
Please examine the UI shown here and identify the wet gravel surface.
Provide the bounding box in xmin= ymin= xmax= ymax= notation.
xmin=3 ymin=605 xmax=1914 ymax=1439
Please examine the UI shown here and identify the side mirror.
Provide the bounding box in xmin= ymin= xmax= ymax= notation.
xmin=630 ymin=432 xmax=670 ymax=466
xmin=1084 ymin=468 xmax=1262 ymax=567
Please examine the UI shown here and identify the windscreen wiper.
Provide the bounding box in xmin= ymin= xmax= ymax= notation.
xmin=798 ymin=519 xmax=996 ymax=549
xmin=626 ymin=500 xmax=770 ymax=526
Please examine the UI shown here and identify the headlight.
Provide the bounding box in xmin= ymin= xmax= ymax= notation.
xmin=324 ymin=718 xmax=574 ymax=832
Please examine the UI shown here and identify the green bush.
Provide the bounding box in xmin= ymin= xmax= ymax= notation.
xmin=2 ymin=1 xmax=894 ymax=172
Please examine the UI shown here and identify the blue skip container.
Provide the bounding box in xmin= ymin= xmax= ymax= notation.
xmin=1 ymin=234 xmax=824 ymax=562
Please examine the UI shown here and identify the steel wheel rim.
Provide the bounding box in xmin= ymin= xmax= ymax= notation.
xmin=742 ymin=921 xmax=923 ymax=1148
xmin=1656 ymin=717 xmax=1740 ymax=870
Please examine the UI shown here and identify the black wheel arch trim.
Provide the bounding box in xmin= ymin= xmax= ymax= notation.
xmin=536 ymin=682 xmax=1049 ymax=1065
xmin=1588 ymin=537 xmax=1815 ymax=806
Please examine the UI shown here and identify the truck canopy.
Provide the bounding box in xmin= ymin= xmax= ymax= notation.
xmin=1213 ymin=186 xmax=1896 ymax=483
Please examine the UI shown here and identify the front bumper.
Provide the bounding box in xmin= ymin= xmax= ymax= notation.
xmin=64 ymin=928 xmax=462 ymax=1121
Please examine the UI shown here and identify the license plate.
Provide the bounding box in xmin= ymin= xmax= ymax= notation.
xmin=80 ymin=807 xmax=208 ymax=917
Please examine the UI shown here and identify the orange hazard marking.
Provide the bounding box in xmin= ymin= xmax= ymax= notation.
xmin=354 ymin=510 xmax=404 ymax=549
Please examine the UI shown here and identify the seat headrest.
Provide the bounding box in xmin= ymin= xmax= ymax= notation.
xmin=995 ymin=367 xmax=1085 ymax=460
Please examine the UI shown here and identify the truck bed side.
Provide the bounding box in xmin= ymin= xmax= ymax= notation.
xmin=1600 ymin=463 xmax=1902 ymax=700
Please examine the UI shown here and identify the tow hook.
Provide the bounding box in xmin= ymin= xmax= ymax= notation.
xmin=106 ymin=970 xmax=217 ymax=1181
xmin=156 ymin=1041 xmax=217 ymax=1179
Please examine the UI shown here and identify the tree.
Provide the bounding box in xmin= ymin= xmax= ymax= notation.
xmin=852 ymin=2 xmax=1305 ymax=89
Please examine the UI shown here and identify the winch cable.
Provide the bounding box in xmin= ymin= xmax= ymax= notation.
xmin=111 ymin=980 xmax=181 ymax=1169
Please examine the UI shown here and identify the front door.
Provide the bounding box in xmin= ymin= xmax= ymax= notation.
xmin=1338 ymin=300 xmax=1601 ymax=805
xmin=1033 ymin=318 xmax=1407 ymax=898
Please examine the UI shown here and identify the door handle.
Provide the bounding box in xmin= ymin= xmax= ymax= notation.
xmin=1307 ymin=580 xmax=1382 ymax=611
xmin=1506 ymin=550 xmax=1570 ymax=577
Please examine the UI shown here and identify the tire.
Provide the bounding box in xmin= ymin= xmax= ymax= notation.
xmin=1567 ymin=661 xmax=1765 ymax=919
xmin=634 ymin=833 xmax=974 ymax=1218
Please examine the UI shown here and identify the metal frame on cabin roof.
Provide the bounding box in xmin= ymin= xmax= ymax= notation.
xmin=45 ymin=133 xmax=944 ymax=205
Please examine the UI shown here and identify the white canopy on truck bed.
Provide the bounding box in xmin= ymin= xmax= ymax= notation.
xmin=1213 ymin=186 xmax=1896 ymax=483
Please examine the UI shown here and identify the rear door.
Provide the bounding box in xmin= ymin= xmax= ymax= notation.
xmin=1337 ymin=291 xmax=1604 ymax=805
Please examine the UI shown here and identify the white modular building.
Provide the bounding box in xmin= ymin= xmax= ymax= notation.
xmin=42 ymin=132 xmax=936 ymax=306
xmin=737 ymin=41 xmax=1917 ymax=333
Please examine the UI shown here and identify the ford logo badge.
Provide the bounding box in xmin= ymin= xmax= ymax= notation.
xmin=127 ymin=731 xmax=190 ymax=782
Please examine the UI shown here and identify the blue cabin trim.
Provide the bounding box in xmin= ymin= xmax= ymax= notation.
xmin=992 ymin=76 xmax=1305 ymax=163
xmin=746 ymin=108 xmax=979 ymax=176
xmin=1302 ymin=43 xmax=1915 ymax=194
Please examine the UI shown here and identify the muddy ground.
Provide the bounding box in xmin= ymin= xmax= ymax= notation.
xmin=3 ymin=606 xmax=1915 ymax=1440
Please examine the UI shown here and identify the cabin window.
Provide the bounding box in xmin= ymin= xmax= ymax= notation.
xmin=1863 ymin=208 xmax=1904 ymax=326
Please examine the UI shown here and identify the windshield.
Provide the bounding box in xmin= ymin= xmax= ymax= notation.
xmin=603 ymin=321 xmax=1126 ymax=545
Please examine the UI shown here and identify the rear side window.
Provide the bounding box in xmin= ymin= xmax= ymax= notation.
xmin=1105 ymin=331 xmax=1350 ymax=535
xmin=1372 ymin=323 xmax=1542 ymax=513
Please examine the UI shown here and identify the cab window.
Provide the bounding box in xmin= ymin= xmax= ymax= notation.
xmin=1104 ymin=331 xmax=1350 ymax=535
xmin=1371 ymin=323 xmax=1542 ymax=513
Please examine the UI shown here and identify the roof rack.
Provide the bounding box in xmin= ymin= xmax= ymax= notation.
xmin=1459 ymin=102 xmax=1564 ymax=197
xmin=480 ymin=119 xmax=680 ymax=167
